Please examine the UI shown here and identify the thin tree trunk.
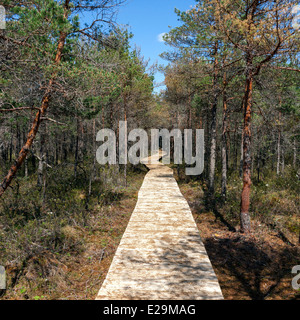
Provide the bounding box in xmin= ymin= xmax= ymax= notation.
xmin=293 ymin=138 xmax=297 ymax=169
xmin=63 ymin=133 xmax=68 ymax=162
xmin=124 ymin=109 xmax=127 ymax=187
xmin=251 ymin=140 xmax=255 ymax=176
xmin=209 ymin=43 xmax=219 ymax=197
xmin=205 ymin=111 xmax=210 ymax=181
xmin=221 ymin=73 xmax=228 ymax=201
xmin=74 ymin=118 xmax=80 ymax=178
xmin=24 ymin=156 xmax=28 ymax=178
xmin=209 ymin=101 xmax=217 ymax=194
xmin=23 ymin=129 xmax=28 ymax=178
xmin=16 ymin=122 xmax=20 ymax=157
xmin=281 ymin=143 xmax=285 ymax=175
xmin=188 ymin=88 xmax=192 ymax=129
xmin=9 ymin=124 xmax=13 ymax=163
xmin=54 ymin=134 xmax=59 ymax=165
xmin=226 ymin=127 xmax=231 ymax=171
xmin=240 ymin=56 xmax=253 ymax=233
xmin=257 ymin=149 xmax=261 ymax=183
xmin=42 ymin=171 xmax=47 ymax=207
xmin=277 ymin=112 xmax=281 ymax=175
xmin=88 ymin=117 xmax=96 ymax=197
xmin=240 ymin=127 xmax=244 ymax=178
xmin=233 ymin=122 xmax=238 ymax=171
xmin=37 ymin=132 xmax=45 ymax=188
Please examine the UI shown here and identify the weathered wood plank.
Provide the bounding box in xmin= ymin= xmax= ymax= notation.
xmin=96 ymin=152 xmax=223 ymax=300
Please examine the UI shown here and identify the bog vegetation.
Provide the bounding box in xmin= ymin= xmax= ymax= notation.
xmin=0 ymin=0 xmax=299 ymax=300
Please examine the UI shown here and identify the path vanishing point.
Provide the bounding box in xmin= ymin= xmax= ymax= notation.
xmin=96 ymin=151 xmax=224 ymax=300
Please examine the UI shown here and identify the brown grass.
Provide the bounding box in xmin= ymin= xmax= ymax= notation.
xmin=1 ymin=172 xmax=144 ymax=300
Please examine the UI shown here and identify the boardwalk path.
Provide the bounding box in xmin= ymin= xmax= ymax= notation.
xmin=96 ymin=152 xmax=223 ymax=300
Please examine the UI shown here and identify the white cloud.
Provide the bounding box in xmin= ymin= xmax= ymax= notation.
xmin=157 ymin=33 xmax=166 ymax=43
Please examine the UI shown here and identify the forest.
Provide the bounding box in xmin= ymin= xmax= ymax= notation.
xmin=0 ymin=0 xmax=299 ymax=300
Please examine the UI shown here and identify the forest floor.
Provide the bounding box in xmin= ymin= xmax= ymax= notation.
xmin=177 ymin=176 xmax=300 ymax=300
xmin=0 ymin=169 xmax=146 ymax=300
xmin=1 ymin=165 xmax=299 ymax=300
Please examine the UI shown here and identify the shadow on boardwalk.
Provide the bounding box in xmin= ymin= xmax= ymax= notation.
xmin=97 ymin=152 xmax=223 ymax=300
xmin=105 ymin=231 xmax=222 ymax=300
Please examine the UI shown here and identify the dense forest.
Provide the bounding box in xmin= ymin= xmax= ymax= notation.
xmin=0 ymin=0 xmax=299 ymax=300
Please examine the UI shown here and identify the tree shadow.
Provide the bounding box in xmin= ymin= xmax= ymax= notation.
xmin=203 ymin=236 xmax=300 ymax=300
xmin=98 ymin=229 xmax=300 ymax=300
xmin=198 ymin=191 xmax=237 ymax=232
xmin=98 ymin=231 xmax=224 ymax=300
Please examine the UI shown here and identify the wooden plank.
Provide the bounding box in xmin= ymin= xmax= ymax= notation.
xmin=96 ymin=152 xmax=223 ymax=300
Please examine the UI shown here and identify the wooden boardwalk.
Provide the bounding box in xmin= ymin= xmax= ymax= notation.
xmin=96 ymin=152 xmax=223 ymax=300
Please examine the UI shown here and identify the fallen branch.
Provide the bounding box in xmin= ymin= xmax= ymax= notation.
xmin=267 ymin=222 xmax=295 ymax=247
xmin=31 ymin=152 xmax=53 ymax=169
xmin=0 ymin=107 xmax=41 ymax=113
xmin=41 ymin=117 xmax=66 ymax=126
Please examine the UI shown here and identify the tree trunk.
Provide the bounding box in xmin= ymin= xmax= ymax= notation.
xmin=277 ymin=112 xmax=281 ymax=175
xmin=233 ymin=122 xmax=238 ymax=171
xmin=55 ymin=134 xmax=59 ymax=165
xmin=240 ymin=127 xmax=244 ymax=178
xmin=88 ymin=117 xmax=96 ymax=197
xmin=221 ymin=73 xmax=228 ymax=201
xmin=209 ymin=101 xmax=217 ymax=194
xmin=187 ymin=88 xmax=192 ymax=129
xmin=37 ymin=132 xmax=45 ymax=188
xmin=9 ymin=124 xmax=13 ymax=163
xmin=74 ymin=118 xmax=83 ymax=179
xmin=24 ymin=130 xmax=28 ymax=178
xmin=209 ymin=43 xmax=219 ymax=196
xmin=257 ymin=149 xmax=261 ymax=183
xmin=24 ymin=155 xmax=28 ymax=178
xmin=205 ymin=111 xmax=210 ymax=181
xmin=281 ymin=143 xmax=285 ymax=175
xmin=226 ymin=127 xmax=231 ymax=171
xmin=124 ymin=108 xmax=127 ymax=187
xmin=240 ymin=56 xmax=253 ymax=233
xmin=293 ymin=138 xmax=297 ymax=169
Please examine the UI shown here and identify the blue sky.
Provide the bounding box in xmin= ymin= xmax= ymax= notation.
xmin=116 ymin=0 xmax=192 ymax=93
